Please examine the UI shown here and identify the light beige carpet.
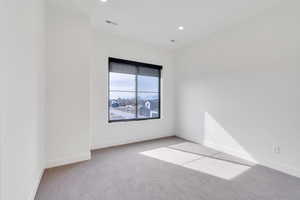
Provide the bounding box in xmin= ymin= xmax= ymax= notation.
xmin=35 ymin=137 xmax=300 ymax=200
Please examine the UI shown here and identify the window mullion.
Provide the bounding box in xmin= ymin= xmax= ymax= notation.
xmin=135 ymin=67 xmax=138 ymax=119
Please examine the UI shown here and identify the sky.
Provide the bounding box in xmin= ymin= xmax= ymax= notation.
xmin=110 ymin=72 xmax=159 ymax=99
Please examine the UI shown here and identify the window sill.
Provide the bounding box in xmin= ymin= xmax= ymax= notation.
xmin=108 ymin=117 xmax=161 ymax=123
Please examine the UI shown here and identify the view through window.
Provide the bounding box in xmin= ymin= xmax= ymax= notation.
xmin=109 ymin=58 xmax=162 ymax=122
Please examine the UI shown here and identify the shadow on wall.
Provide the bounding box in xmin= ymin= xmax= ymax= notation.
xmin=175 ymin=69 xmax=300 ymax=178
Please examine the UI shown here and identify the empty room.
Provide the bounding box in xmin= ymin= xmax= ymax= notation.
xmin=1 ymin=0 xmax=300 ymax=199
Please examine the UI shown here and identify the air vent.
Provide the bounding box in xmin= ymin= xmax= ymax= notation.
xmin=105 ymin=20 xmax=118 ymax=26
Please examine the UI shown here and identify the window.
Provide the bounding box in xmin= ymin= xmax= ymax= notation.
xmin=108 ymin=58 xmax=162 ymax=122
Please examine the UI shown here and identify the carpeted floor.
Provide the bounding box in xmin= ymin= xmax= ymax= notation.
xmin=35 ymin=137 xmax=300 ymax=200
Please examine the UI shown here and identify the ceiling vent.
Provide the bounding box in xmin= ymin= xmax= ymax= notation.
xmin=105 ymin=20 xmax=118 ymax=26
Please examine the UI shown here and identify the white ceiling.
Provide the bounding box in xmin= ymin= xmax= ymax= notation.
xmin=56 ymin=0 xmax=282 ymax=49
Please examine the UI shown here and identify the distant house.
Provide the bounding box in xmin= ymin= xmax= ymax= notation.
xmin=145 ymin=101 xmax=151 ymax=110
xmin=111 ymin=100 xmax=119 ymax=108
xmin=145 ymin=100 xmax=159 ymax=110
xmin=139 ymin=100 xmax=159 ymax=117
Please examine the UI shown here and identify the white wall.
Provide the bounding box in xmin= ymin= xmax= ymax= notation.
xmin=91 ymin=31 xmax=176 ymax=149
xmin=45 ymin=3 xmax=176 ymax=168
xmin=0 ymin=74 xmax=4 ymax=200
xmin=0 ymin=0 xmax=46 ymax=199
xmin=174 ymin=1 xmax=300 ymax=177
xmin=46 ymin=3 xmax=92 ymax=168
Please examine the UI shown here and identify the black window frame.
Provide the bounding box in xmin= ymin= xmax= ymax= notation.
xmin=108 ymin=57 xmax=162 ymax=123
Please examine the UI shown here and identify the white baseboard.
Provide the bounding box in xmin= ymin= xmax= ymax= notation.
xmin=203 ymin=140 xmax=258 ymax=163
xmin=203 ymin=140 xmax=300 ymax=179
xmin=91 ymin=133 xmax=176 ymax=150
xmin=28 ymin=167 xmax=45 ymax=200
xmin=47 ymin=152 xmax=91 ymax=169
xmin=262 ymin=160 xmax=300 ymax=179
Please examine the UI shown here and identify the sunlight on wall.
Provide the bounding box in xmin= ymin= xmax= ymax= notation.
xmin=140 ymin=145 xmax=252 ymax=180
xmin=203 ymin=112 xmax=257 ymax=163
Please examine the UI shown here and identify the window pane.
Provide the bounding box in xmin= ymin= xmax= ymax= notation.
xmin=137 ymin=75 xmax=159 ymax=92
xmin=138 ymin=93 xmax=159 ymax=119
xmin=109 ymin=92 xmax=136 ymax=121
xmin=110 ymin=72 xmax=135 ymax=91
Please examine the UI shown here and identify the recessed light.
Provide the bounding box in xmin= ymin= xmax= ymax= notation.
xmin=100 ymin=0 xmax=107 ymax=2
xmin=178 ymin=26 xmax=184 ymax=30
